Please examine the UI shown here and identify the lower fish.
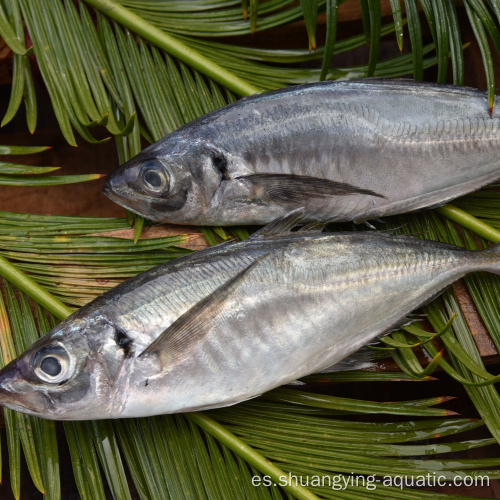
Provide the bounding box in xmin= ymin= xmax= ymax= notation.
xmin=103 ymin=79 xmax=500 ymax=225
xmin=0 ymin=212 xmax=499 ymax=419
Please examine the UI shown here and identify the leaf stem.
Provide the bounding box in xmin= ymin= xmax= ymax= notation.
xmin=82 ymin=0 xmax=260 ymax=97
xmin=0 ymin=256 xmax=72 ymax=320
xmin=186 ymin=412 xmax=320 ymax=500
xmin=435 ymin=204 xmax=500 ymax=243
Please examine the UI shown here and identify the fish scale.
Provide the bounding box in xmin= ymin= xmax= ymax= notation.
xmin=104 ymin=79 xmax=500 ymax=226
xmin=0 ymin=212 xmax=498 ymax=419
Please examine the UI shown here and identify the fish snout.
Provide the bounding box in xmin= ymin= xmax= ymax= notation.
xmin=102 ymin=177 xmax=112 ymax=196
xmin=102 ymin=165 xmax=140 ymax=208
xmin=102 ymin=171 xmax=123 ymax=202
xmin=0 ymin=361 xmax=48 ymax=415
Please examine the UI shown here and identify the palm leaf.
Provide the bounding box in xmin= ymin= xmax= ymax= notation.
xmin=0 ymin=145 xmax=104 ymax=185
xmin=1 ymin=0 xmax=500 ymax=498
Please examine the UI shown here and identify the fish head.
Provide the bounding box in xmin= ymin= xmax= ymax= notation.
xmin=103 ymin=133 xmax=227 ymax=224
xmin=0 ymin=316 xmax=127 ymax=420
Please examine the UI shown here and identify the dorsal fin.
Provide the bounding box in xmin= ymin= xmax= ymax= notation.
xmin=248 ymin=208 xmax=306 ymax=240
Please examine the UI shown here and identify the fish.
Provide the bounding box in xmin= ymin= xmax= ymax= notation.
xmin=103 ymin=79 xmax=500 ymax=226
xmin=0 ymin=211 xmax=498 ymax=420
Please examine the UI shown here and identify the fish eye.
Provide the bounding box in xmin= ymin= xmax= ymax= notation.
xmin=33 ymin=345 xmax=72 ymax=384
xmin=140 ymin=160 xmax=171 ymax=195
xmin=40 ymin=357 xmax=61 ymax=376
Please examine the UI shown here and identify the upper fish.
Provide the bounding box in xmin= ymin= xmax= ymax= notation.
xmin=103 ymin=79 xmax=500 ymax=225
xmin=0 ymin=211 xmax=498 ymax=420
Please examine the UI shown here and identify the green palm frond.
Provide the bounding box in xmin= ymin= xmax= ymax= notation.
xmin=1 ymin=0 xmax=500 ymax=498
xmin=0 ymin=145 xmax=105 ymax=185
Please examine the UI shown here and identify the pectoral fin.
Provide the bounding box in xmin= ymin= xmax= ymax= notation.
xmin=236 ymin=173 xmax=385 ymax=203
xmin=139 ymin=259 xmax=261 ymax=360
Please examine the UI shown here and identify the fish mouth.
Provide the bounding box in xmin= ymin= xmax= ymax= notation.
xmin=102 ymin=176 xmax=146 ymax=215
xmin=102 ymin=184 xmax=152 ymax=220
xmin=102 ymin=178 xmax=120 ymax=202
xmin=0 ymin=363 xmax=49 ymax=415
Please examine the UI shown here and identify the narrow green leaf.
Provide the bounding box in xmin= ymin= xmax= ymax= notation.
xmin=15 ymin=413 xmax=45 ymax=494
xmin=91 ymin=421 xmax=132 ymax=500
xmin=5 ymin=410 xmax=21 ymax=500
xmin=299 ymin=0 xmax=319 ymax=52
xmin=468 ymin=0 xmax=500 ymax=54
xmin=1 ymin=0 xmax=25 ymax=127
xmin=36 ymin=417 xmax=60 ymax=499
xmin=367 ymin=0 xmax=381 ymax=77
xmin=404 ymin=0 xmax=423 ymax=79
xmin=198 ymin=227 xmax=221 ymax=247
xmin=0 ymin=1 xmax=31 ymax=55
xmin=358 ymin=0 xmax=370 ymax=46
xmin=302 ymin=371 xmax=428 ymax=383
xmin=206 ymin=432 xmax=235 ymax=499
xmin=231 ymin=227 xmax=250 ymax=241
xmin=180 ymin=61 xmax=206 ymax=121
xmin=249 ymin=0 xmax=259 ymax=34
xmin=0 ymin=162 xmax=60 ymax=175
xmin=22 ymin=61 xmax=37 ymax=133
xmin=432 ymin=0 xmax=449 ymax=83
xmin=0 ymin=173 xmax=105 ymax=186
xmin=464 ymin=0 xmax=495 ymax=115
xmin=445 ymin=0 xmax=464 ymax=85
xmin=63 ymin=423 xmax=93 ymax=500
xmin=263 ymin=388 xmax=457 ymax=416
xmin=242 ymin=0 xmax=249 ymax=21
xmin=389 ymin=0 xmax=404 ymax=53
xmin=133 ymin=215 xmax=145 ymax=244
xmin=490 ymin=0 xmax=500 ymax=26
xmin=320 ymin=0 xmax=338 ymax=81
xmin=0 ymin=145 xmax=50 ymax=155
xmin=2 ymin=54 xmax=24 ymax=126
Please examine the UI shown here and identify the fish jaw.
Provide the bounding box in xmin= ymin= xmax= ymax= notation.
xmin=0 ymin=358 xmax=51 ymax=417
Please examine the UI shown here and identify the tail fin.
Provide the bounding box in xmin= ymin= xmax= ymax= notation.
xmin=484 ymin=242 xmax=500 ymax=274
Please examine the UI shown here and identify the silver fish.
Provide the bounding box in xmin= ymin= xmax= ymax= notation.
xmin=103 ymin=79 xmax=500 ymax=225
xmin=0 ymin=212 xmax=499 ymax=420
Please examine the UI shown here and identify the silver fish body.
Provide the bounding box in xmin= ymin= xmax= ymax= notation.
xmin=0 ymin=217 xmax=499 ymax=420
xmin=103 ymin=79 xmax=500 ymax=225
